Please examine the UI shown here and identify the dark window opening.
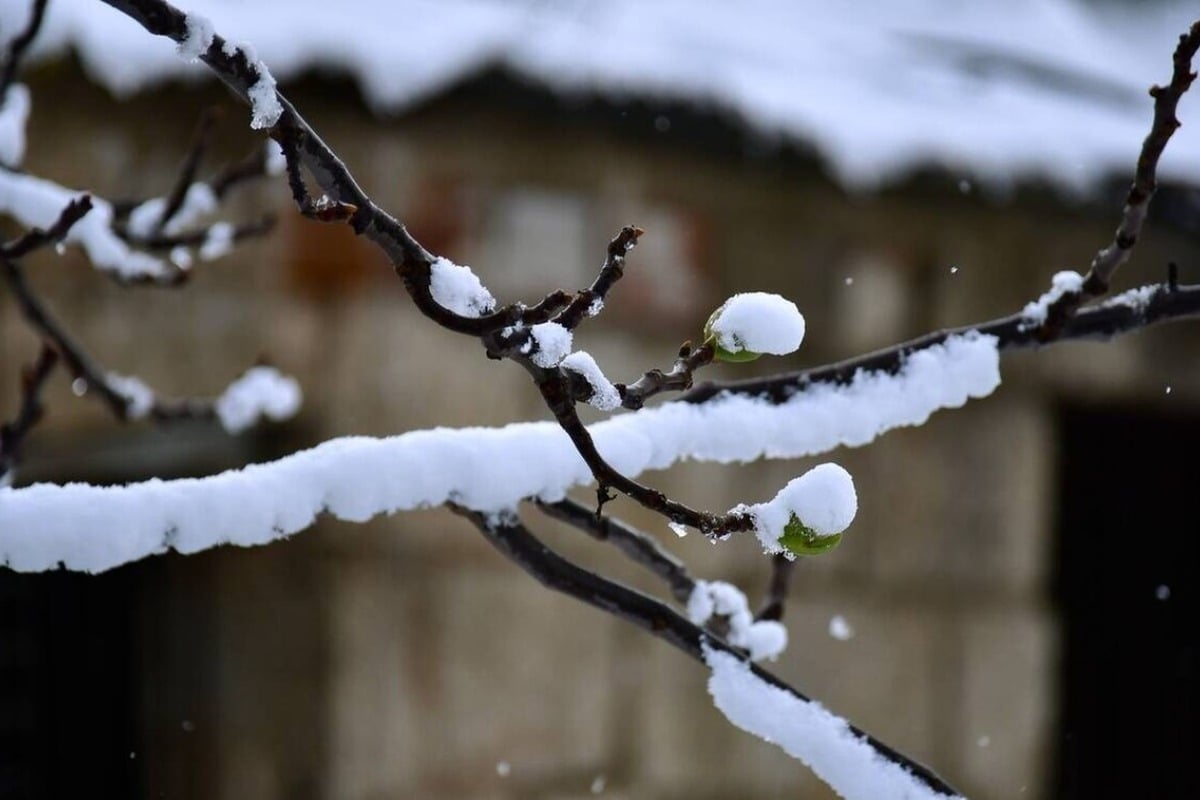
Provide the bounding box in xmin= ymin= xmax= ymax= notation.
xmin=1054 ymin=404 xmax=1200 ymax=799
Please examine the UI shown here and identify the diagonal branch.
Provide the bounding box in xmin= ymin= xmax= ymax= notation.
xmin=1037 ymin=20 xmax=1199 ymax=337
xmin=756 ymin=554 xmax=797 ymax=622
xmin=536 ymin=497 xmax=696 ymax=603
xmin=0 ymin=344 xmax=57 ymax=482
xmin=537 ymin=368 xmax=755 ymax=536
xmin=450 ymin=503 xmax=960 ymax=798
xmin=0 ymin=0 xmax=47 ymax=98
xmin=1 ymin=195 xmax=94 ymax=259
xmin=554 ymin=225 xmax=642 ymax=330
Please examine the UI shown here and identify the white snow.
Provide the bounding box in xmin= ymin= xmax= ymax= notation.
xmin=106 ymin=373 xmax=156 ymax=420
xmin=247 ymin=68 xmax=282 ymax=130
xmin=1099 ymin=283 xmax=1160 ymax=313
xmin=828 ymin=614 xmax=855 ymax=641
xmin=429 ymin=256 xmax=496 ymax=317
xmin=709 ymin=293 xmax=805 ymax=357
xmin=529 ymin=322 xmax=573 ymax=368
xmin=0 ymin=83 xmax=30 ymax=166
xmin=561 ymin=351 xmax=621 ymax=411
xmin=1020 ymin=270 xmax=1083 ymax=327
xmin=705 ymin=648 xmax=962 ymax=800
xmin=746 ymin=463 xmax=857 ymax=554
xmin=264 ymin=139 xmax=287 ymax=176
xmin=169 ymin=246 xmax=193 ymax=270
xmin=215 ymin=366 xmax=302 ymax=434
xmin=0 ymin=332 xmax=998 ymax=573
xmin=2 ymin=0 xmax=1196 ymax=191
xmin=176 ymin=13 xmax=214 ymax=61
xmin=688 ymin=581 xmax=787 ymax=661
xmin=0 ymin=169 xmax=167 ymax=279
xmin=127 ymin=182 xmax=217 ymax=239
xmin=198 ymin=221 xmax=235 ymax=261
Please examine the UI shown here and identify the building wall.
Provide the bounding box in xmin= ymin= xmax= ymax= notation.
xmin=4 ymin=67 xmax=1200 ymax=799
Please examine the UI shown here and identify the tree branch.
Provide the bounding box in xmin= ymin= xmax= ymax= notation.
xmin=554 ymin=225 xmax=642 ymax=330
xmin=450 ymin=503 xmax=960 ymax=798
xmin=756 ymin=554 xmax=797 ymax=622
xmin=682 ymin=281 xmax=1200 ymax=404
xmin=1037 ymin=20 xmax=1199 ymax=337
xmin=0 ymin=0 xmax=47 ymax=100
xmin=0 ymin=344 xmax=57 ymax=482
xmin=536 ymin=497 xmax=696 ymax=604
xmin=618 ymin=340 xmax=715 ymax=410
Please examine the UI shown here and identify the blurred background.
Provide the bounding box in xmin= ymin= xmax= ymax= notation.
xmin=2 ymin=1 xmax=1200 ymax=798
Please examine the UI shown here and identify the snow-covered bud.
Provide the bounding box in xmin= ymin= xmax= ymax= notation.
xmin=703 ymin=292 xmax=805 ymax=363
xmin=745 ymin=463 xmax=856 ymax=557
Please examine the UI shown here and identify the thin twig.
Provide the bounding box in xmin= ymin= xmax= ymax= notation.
xmin=755 ymin=554 xmax=797 ymax=622
xmin=450 ymin=504 xmax=960 ymax=798
xmin=0 ymin=344 xmax=58 ymax=481
xmin=618 ymin=340 xmax=715 ymax=410
xmin=554 ymin=225 xmax=642 ymax=330
xmin=537 ymin=369 xmax=756 ymax=537
xmin=1037 ymin=21 xmax=1200 ymax=338
xmin=537 ymin=497 xmax=696 ymax=603
xmin=154 ymin=107 xmax=220 ymax=234
xmin=132 ymin=214 xmax=274 ymax=252
xmin=0 ymin=0 xmax=48 ymax=100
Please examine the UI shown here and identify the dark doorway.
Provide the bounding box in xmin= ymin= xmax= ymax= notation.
xmin=0 ymin=564 xmax=143 ymax=799
xmin=1054 ymin=404 xmax=1200 ymax=799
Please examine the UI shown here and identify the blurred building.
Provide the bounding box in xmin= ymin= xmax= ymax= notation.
xmin=2 ymin=2 xmax=1200 ymax=799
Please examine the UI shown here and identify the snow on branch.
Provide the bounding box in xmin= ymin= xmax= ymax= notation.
xmin=706 ymin=649 xmax=961 ymax=800
xmin=0 ymin=333 xmax=998 ymax=572
xmin=0 ymin=169 xmax=168 ymax=279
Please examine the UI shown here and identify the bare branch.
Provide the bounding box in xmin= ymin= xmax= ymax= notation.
xmin=153 ymin=107 xmax=220 ymax=235
xmin=0 ymin=344 xmax=57 ymax=481
xmin=536 ymin=497 xmax=696 ymax=604
xmin=554 ymin=225 xmax=643 ymax=330
xmin=755 ymin=554 xmax=797 ymax=622
xmin=131 ymin=214 xmax=274 ymax=253
xmin=450 ymin=504 xmax=960 ymax=798
xmin=0 ymin=245 xmax=218 ymax=423
xmin=0 ymin=0 xmax=47 ymax=99
xmin=618 ymin=340 xmax=715 ymax=410
xmin=1037 ymin=20 xmax=1200 ymax=337
xmin=537 ymin=369 xmax=756 ymax=537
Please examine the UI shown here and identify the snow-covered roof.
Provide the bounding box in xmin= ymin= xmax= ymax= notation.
xmin=4 ymin=0 xmax=1199 ymax=190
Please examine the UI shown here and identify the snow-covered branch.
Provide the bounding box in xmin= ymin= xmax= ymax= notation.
xmin=0 ymin=332 xmax=999 ymax=573
xmin=452 ymin=505 xmax=961 ymax=799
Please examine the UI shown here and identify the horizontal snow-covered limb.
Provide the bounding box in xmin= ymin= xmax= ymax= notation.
xmin=0 ymin=333 xmax=999 ymax=573
xmin=0 ymin=169 xmax=167 ymax=278
xmin=706 ymin=649 xmax=963 ymax=800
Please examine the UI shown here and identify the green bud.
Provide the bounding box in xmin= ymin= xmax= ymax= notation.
xmin=778 ymin=514 xmax=843 ymax=557
xmin=703 ymin=305 xmax=761 ymax=363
